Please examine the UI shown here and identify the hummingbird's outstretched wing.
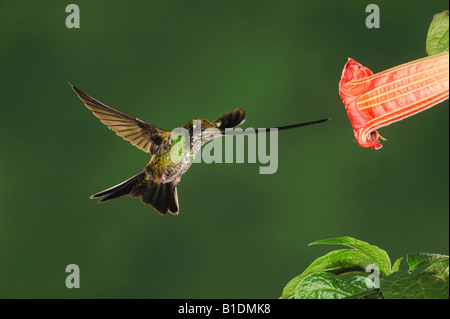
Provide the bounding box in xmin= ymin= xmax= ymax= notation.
xmin=70 ymin=83 xmax=168 ymax=154
xmin=214 ymin=108 xmax=246 ymax=131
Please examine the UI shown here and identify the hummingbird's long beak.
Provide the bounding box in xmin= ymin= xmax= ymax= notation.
xmin=225 ymin=118 xmax=330 ymax=135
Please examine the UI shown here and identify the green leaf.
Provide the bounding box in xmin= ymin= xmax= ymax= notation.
xmin=407 ymin=252 xmax=448 ymax=272
xmin=344 ymin=289 xmax=383 ymax=299
xmin=392 ymin=257 xmax=403 ymax=273
xmin=426 ymin=10 xmax=449 ymax=55
xmin=309 ymin=237 xmax=392 ymax=276
xmin=380 ymin=271 xmax=449 ymax=299
xmin=421 ymin=258 xmax=449 ymax=281
xmin=280 ymin=249 xmax=372 ymax=299
xmin=295 ymin=272 xmax=369 ymax=299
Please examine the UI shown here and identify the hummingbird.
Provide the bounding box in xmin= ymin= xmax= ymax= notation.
xmin=70 ymin=83 xmax=329 ymax=215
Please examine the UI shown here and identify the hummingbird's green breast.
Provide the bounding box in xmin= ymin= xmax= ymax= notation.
xmin=146 ymin=130 xmax=195 ymax=183
xmin=146 ymin=118 xmax=219 ymax=184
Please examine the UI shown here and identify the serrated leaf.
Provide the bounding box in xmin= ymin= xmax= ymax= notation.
xmin=380 ymin=271 xmax=449 ymax=299
xmin=280 ymin=249 xmax=372 ymax=299
xmin=407 ymin=252 xmax=448 ymax=272
xmin=295 ymin=272 xmax=369 ymax=299
xmin=309 ymin=237 xmax=392 ymax=276
xmin=426 ymin=10 xmax=449 ymax=55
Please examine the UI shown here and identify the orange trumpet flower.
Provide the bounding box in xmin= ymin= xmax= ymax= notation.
xmin=339 ymin=51 xmax=449 ymax=150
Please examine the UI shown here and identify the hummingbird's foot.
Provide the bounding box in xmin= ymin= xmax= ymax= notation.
xmin=174 ymin=176 xmax=181 ymax=186
xmin=161 ymin=174 xmax=167 ymax=184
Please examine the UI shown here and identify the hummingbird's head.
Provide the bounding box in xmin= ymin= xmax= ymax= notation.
xmin=183 ymin=118 xmax=222 ymax=144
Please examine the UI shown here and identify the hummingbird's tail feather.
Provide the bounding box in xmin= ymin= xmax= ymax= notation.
xmin=140 ymin=182 xmax=179 ymax=216
xmin=91 ymin=170 xmax=146 ymax=202
xmin=214 ymin=108 xmax=246 ymax=131
xmin=90 ymin=170 xmax=179 ymax=215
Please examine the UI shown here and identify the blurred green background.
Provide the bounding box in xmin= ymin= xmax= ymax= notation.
xmin=0 ymin=0 xmax=448 ymax=298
